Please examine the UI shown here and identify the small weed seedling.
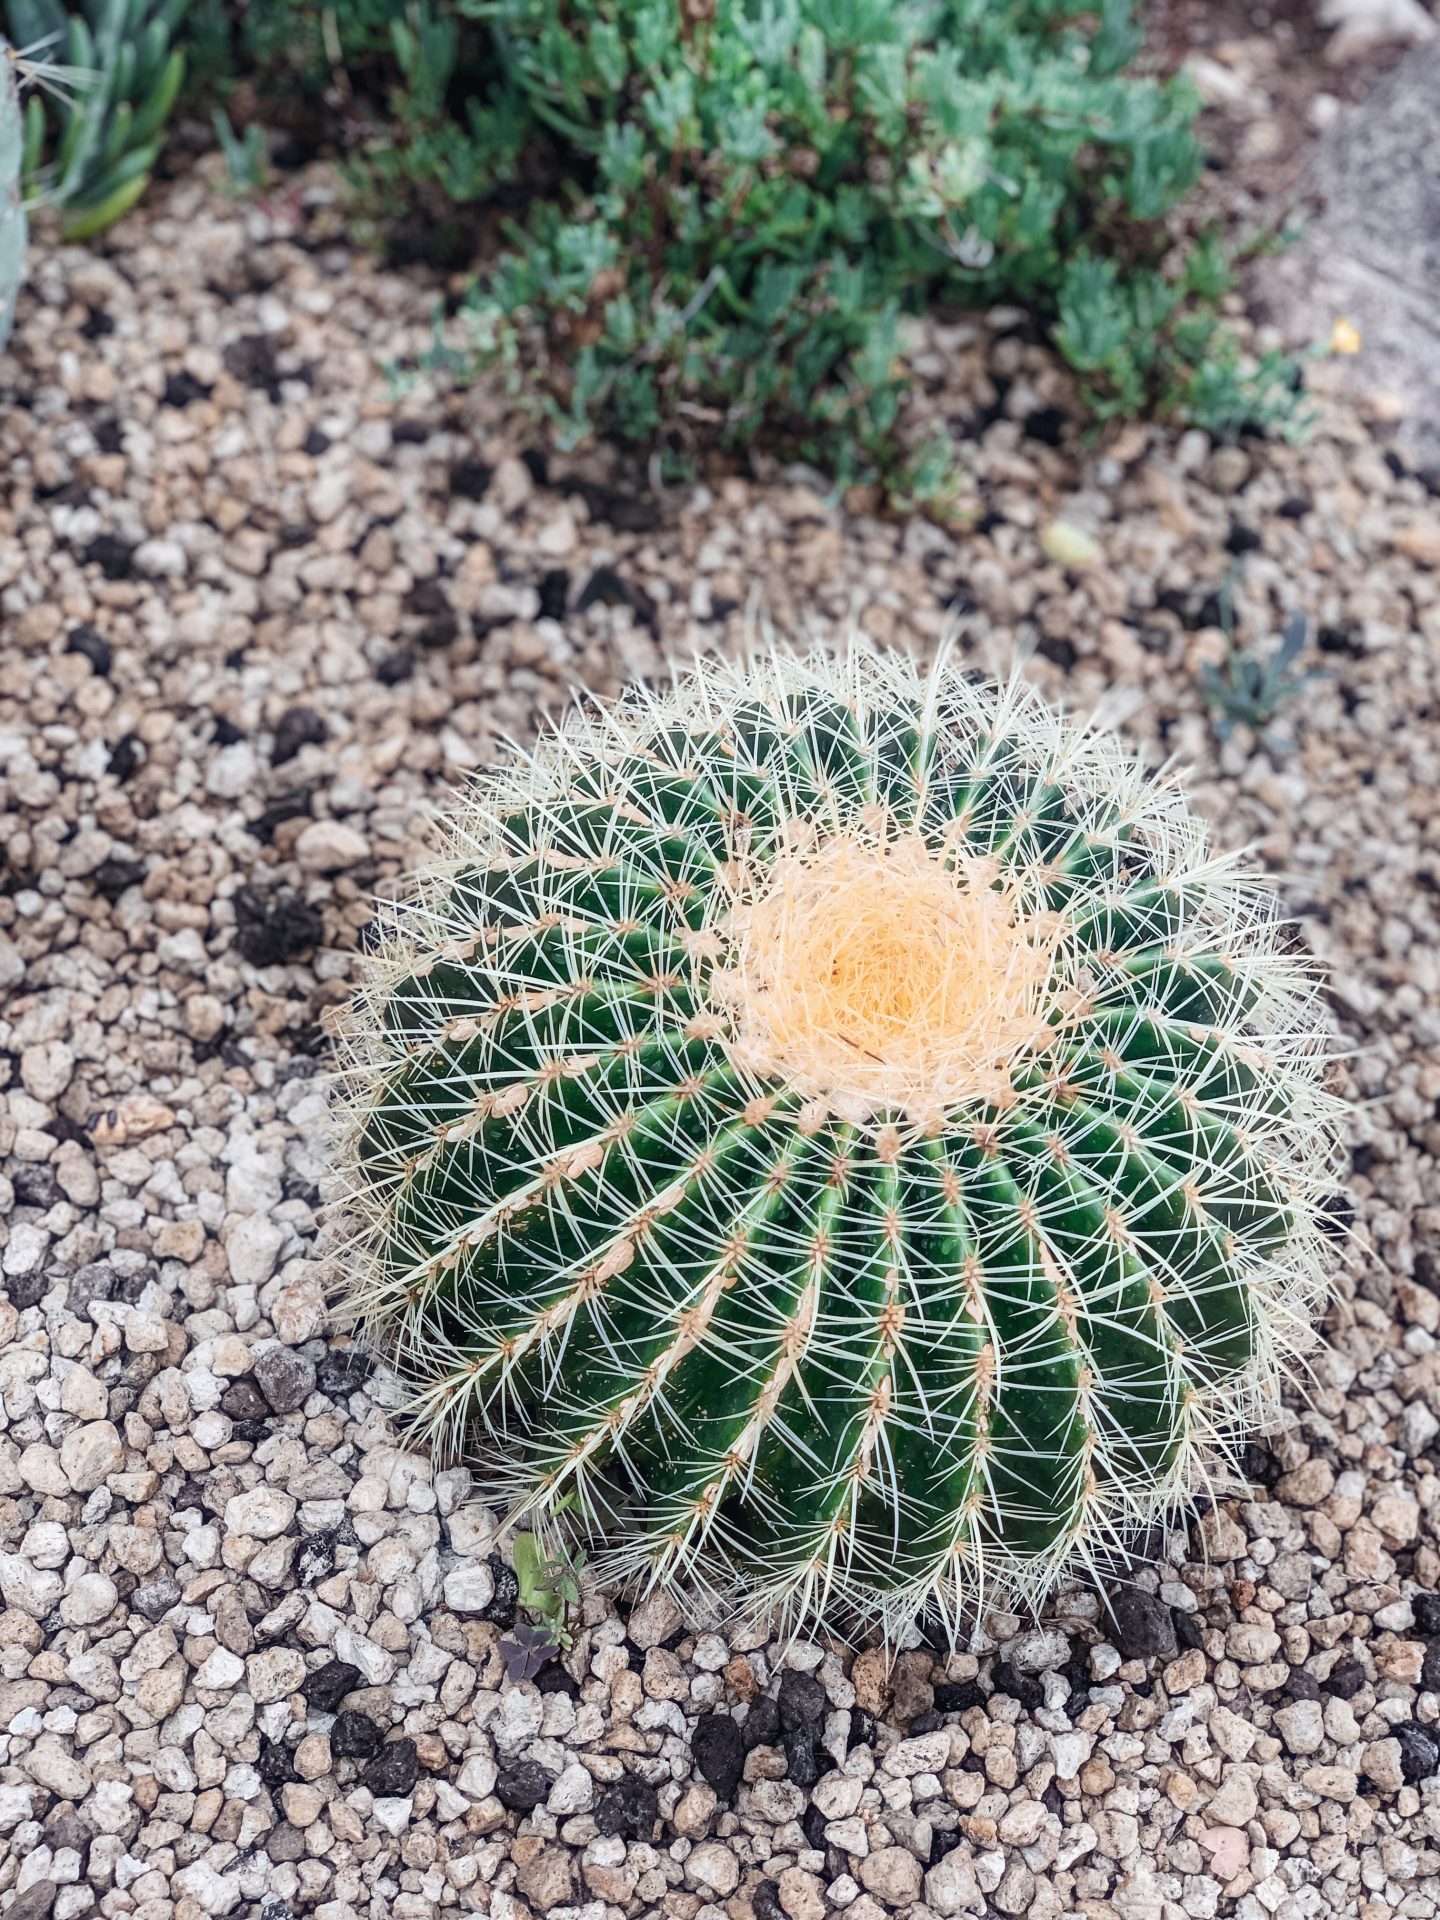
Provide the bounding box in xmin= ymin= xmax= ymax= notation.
xmin=1202 ymin=608 xmax=1321 ymax=751
xmin=498 ymin=1508 xmax=587 ymax=1682
xmin=212 ymin=108 xmax=266 ymax=196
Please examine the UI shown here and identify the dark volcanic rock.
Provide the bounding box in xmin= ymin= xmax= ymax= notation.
xmin=495 ymin=1761 xmax=556 ymax=1812
xmin=1323 ymin=1659 xmax=1366 ymax=1701
xmin=450 ymin=458 xmax=493 ymax=500
xmin=258 ymin=1736 xmax=297 ymax=1787
xmin=296 ymin=1531 xmax=340 ymax=1587
xmin=480 ymin=1554 xmax=520 ymax=1628
xmin=302 ymin=1660 xmax=361 ymax=1713
xmin=595 ymin=1774 xmax=658 ymax=1839
xmin=362 ymin=1739 xmax=419 ymax=1797
xmin=271 ymin=705 xmax=327 ymax=765
xmin=993 ymin=1664 xmax=1044 ymax=1711
xmin=742 ymin=1695 xmax=781 ymax=1751
xmin=84 ymin=533 xmax=136 ymax=579
xmin=752 ymin=1882 xmax=784 ymax=1920
xmin=317 ymin=1345 xmax=375 ymax=1399
xmin=784 ymin=1721 xmax=823 ymax=1788
xmin=1107 ymin=1588 xmax=1178 ymax=1663
xmin=92 ymin=857 xmax=147 ymax=900
xmin=330 ymin=1711 xmax=384 ymax=1759
xmin=220 ymin=1379 xmax=269 ymax=1421
xmin=233 ymin=886 xmax=324 ymax=967
xmin=777 ymin=1669 xmax=827 ymax=1731
xmin=65 ymin=624 xmax=112 ymax=674
xmin=1397 ymin=1722 xmax=1440 ymax=1784
xmin=12 ymin=1164 xmax=62 ymax=1210
xmin=253 ymin=1346 xmax=316 ymax=1414
xmin=692 ymin=1711 xmax=745 ymax=1798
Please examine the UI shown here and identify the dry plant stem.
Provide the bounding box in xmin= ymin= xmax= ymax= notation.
xmin=335 ymin=642 xmax=1342 ymax=1640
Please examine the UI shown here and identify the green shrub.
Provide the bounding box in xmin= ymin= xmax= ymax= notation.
xmin=8 ymin=0 xmax=188 ymax=239
xmin=211 ymin=0 xmax=1299 ymax=499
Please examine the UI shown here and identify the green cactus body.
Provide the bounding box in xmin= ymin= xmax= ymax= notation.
xmin=341 ymin=647 xmax=1338 ymax=1632
xmin=0 ymin=42 xmax=25 ymax=347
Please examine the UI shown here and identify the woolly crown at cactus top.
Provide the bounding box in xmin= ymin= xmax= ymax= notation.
xmin=336 ymin=644 xmax=1341 ymax=1638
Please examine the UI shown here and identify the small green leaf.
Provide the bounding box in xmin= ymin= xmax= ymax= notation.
xmin=129 ymin=49 xmax=184 ymax=148
xmin=60 ymin=166 xmax=149 ymax=238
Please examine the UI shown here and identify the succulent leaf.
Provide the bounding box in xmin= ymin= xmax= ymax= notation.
xmin=6 ymin=0 xmax=186 ymax=236
xmin=338 ymin=645 xmax=1341 ymax=1636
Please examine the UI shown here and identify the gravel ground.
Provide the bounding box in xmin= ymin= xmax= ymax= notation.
xmin=4 ymin=151 xmax=1440 ymax=1920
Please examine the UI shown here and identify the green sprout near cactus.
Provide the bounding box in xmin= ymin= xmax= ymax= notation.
xmin=1201 ymin=609 xmax=1321 ymax=752
xmin=338 ymin=645 xmax=1340 ymax=1637
xmin=498 ymin=1494 xmax=587 ymax=1677
xmin=512 ymin=1531 xmax=581 ymax=1634
xmin=210 ymin=106 xmax=266 ymax=197
xmin=7 ymin=0 xmax=187 ymax=240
